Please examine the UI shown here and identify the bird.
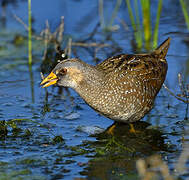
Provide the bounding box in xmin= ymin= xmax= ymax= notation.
xmin=41 ymin=38 xmax=170 ymax=124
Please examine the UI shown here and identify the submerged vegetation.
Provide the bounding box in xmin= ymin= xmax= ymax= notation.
xmin=0 ymin=0 xmax=189 ymax=179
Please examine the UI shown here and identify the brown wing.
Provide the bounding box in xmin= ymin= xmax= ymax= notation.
xmin=97 ymin=54 xmax=167 ymax=87
xmin=97 ymin=37 xmax=170 ymax=71
xmin=96 ymin=38 xmax=170 ymax=91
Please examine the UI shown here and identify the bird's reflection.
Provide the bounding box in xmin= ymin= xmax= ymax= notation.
xmin=79 ymin=121 xmax=168 ymax=180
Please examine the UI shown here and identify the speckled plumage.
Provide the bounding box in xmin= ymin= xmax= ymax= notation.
xmin=41 ymin=38 xmax=170 ymax=123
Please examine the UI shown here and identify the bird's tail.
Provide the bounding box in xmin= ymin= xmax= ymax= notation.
xmin=153 ymin=37 xmax=171 ymax=59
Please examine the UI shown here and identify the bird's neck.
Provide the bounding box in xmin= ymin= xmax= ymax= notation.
xmin=74 ymin=66 xmax=105 ymax=103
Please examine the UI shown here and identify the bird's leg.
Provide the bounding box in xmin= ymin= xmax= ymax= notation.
xmin=107 ymin=123 xmax=116 ymax=135
xmin=129 ymin=123 xmax=137 ymax=134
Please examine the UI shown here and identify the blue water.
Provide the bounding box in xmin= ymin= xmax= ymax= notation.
xmin=0 ymin=0 xmax=189 ymax=179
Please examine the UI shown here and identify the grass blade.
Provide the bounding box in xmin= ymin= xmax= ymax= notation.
xmin=125 ymin=0 xmax=142 ymax=49
xmin=134 ymin=0 xmax=142 ymax=49
xmin=140 ymin=0 xmax=151 ymax=49
xmin=153 ymin=0 xmax=163 ymax=48
xmin=125 ymin=0 xmax=136 ymax=31
xmin=180 ymin=0 xmax=189 ymax=30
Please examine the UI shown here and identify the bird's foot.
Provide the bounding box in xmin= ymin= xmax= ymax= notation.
xmin=129 ymin=123 xmax=140 ymax=134
xmin=107 ymin=124 xmax=116 ymax=135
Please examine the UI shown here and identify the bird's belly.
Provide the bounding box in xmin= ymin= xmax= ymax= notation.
xmin=104 ymin=105 xmax=152 ymax=123
xmin=78 ymin=83 xmax=156 ymax=123
xmin=88 ymin=94 xmax=154 ymax=123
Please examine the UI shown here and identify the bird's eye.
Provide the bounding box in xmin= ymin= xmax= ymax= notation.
xmin=59 ymin=68 xmax=67 ymax=76
xmin=61 ymin=53 xmax=66 ymax=58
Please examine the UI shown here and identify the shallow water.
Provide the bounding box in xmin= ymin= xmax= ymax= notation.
xmin=0 ymin=0 xmax=189 ymax=179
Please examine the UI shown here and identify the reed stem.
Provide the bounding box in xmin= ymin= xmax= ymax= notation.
xmin=125 ymin=0 xmax=136 ymax=31
xmin=134 ymin=0 xmax=142 ymax=49
xmin=180 ymin=0 xmax=189 ymax=30
xmin=99 ymin=0 xmax=105 ymax=29
xmin=153 ymin=0 xmax=162 ymax=48
xmin=125 ymin=0 xmax=142 ymax=49
xmin=140 ymin=0 xmax=151 ymax=42
xmin=109 ymin=0 xmax=122 ymax=27
xmin=28 ymin=0 xmax=32 ymax=65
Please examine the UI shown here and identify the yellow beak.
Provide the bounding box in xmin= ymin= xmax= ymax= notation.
xmin=40 ymin=72 xmax=58 ymax=88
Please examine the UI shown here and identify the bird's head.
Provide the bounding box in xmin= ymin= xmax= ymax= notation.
xmin=40 ymin=58 xmax=95 ymax=89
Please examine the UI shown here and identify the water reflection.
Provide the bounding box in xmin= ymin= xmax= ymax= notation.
xmin=0 ymin=0 xmax=189 ymax=179
xmin=78 ymin=121 xmax=168 ymax=179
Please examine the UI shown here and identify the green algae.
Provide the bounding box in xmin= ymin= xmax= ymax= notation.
xmin=0 ymin=120 xmax=8 ymax=138
xmin=52 ymin=135 xmax=64 ymax=144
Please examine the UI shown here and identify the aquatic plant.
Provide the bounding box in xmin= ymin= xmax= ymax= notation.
xmin=180 ymin=0 xmax=189 ymax=30
xmin=98 ymin=0 xmax=122 ymax=31
xmin=28 ymin=0 xmax=32 ymax=65
xmin=125 ymin=0 xmax=163 ymax=50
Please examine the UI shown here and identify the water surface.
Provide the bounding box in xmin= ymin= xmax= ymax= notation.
xmin=0 ymin=0 xmax=189 ymax=179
